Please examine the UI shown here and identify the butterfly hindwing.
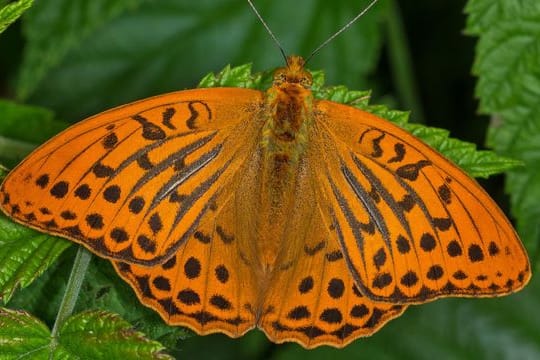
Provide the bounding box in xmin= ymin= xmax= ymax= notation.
xmin=113 ymin=184 xmax=260 ymax=337
xmin=258 ymin=203 xmax=406 ymax=348
xmin=313 ymin=100 xmax=531 ymax=303
xmin=0 ymin=88 xmax=264 ymax=265
xmin=255 ymin=149 xmax=406 ymax=348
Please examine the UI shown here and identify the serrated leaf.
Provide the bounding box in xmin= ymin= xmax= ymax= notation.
xmin=19 ymin=0 xmax=384 ymax=121
xmin=465 ymin=0 xmax=540 ymax=258
xmin=8 ymin=247 xmax=189 ymax=350
xmin=405 ymin=124 xmax=523 ymax=178
xmin=202 ymin=62 xmax=521 ymax=178
xmin=0 ymin=0 xmax=33 ymax=34
xmin=7 ymin=248 xmax=75 ymax=326
xmin=57 ymin=311 xmax=172 ymax=359
xmin=0 ymin=215 xmax=71 ymax=304
xmin=0 ymin=308 xmax=172 ymax=359
xmin=0 ymin=307 xmax=50 ymax=360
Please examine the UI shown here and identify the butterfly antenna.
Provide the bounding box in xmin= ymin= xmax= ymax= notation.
xmin=305 ymin=0 xmax=379 ymax=65
xmin=247 ymin=0 xmax=288 ymax=65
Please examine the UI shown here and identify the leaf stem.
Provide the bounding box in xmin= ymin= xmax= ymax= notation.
xmin=49 ymin=246 xmax=92 ymax=355
xmin=385 ymin=0 xmax=425 ymax=123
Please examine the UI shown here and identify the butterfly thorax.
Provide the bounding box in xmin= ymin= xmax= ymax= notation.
xmin=256 ymin=56 xmax=314 ymax=270
xmin=262 ymin=56 xmax=313 ymax=160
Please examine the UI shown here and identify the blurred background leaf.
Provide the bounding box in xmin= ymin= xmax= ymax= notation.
xmin=0 ymin=0 xmax=538 ymax=359
xmin=465 ymin=0 xmax=540 ymax=262
xmin=15 ymin=0 xmax=383 ymax=121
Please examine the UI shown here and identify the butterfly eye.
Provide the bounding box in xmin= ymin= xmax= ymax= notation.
xmin=300 ymin=74 xmax=312 ymax=88
xmin=274 ymin=72 xmax=287 ymax=85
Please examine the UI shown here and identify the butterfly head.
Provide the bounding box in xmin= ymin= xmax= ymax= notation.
xmin=273 ymin=55 xmax=312 ymax=89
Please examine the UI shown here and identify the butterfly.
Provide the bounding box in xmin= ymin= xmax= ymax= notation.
xmin=0 ymin=54 xmax=531 ymax=348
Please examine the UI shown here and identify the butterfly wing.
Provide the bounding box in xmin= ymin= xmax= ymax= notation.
xmin=252 ymin=146 xmax=405 ymax=349
xmin=112 ymin=182 xmax=260 ymax=337
xmin=258 ymin=195 xmax=406 ymax=348
xmin=312 ymin=99 xmax=531 ymax=303
xmin=0 ymin=88 xmax=264 ymax=265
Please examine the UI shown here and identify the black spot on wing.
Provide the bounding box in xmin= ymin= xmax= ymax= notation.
xmin=287 ymin=306 xmax=311 ymax=320
xmin=103 ymin=185 xmax=121 ymax=203
xmin=370 ymin=133 xmax=385 ymax=158
xmin=216 ymin=225 xmax=234 ymax=244
xmin=102 ymin=133 xmax=118 ymax=149
xmin=75 ymin=184 xmax=91 ymax=200
xmin=35 ymin=174 xmax=49 ymax=188
xmin=50 ymin=181 xmax=69 ymax=199
xmin=468 ymin=244 xmax=484 ymax=262
xmin=438 ymin=184 xmax=452 ymax=204
xmin=304 ymin=240 xmax=325 ymax=255
xmin=186 ymin=101 xmax=212 ymax=130
xmin=396 ymin=160 xmax=431 ymax=181
xmin=132 ymin=114 xmax=166 ymax=140
xmin=137 ymin=153 xmax=154 ymax=170
xmin=433 ymin=217 xmax=452 ymax=231
xmin=93 ymin=163 xmax=115 ymax=178
xmin=326 ymin=250 xmax=343 ymax=262
xmin=299 ymin=276 xmax=314 ymax=294
xmin=162 ymin=107 xmax=177 ymax=130
xmin=388 ymin=143 xmax=406 ymax=163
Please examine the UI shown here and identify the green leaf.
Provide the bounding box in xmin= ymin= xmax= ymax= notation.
xmin=7 ymin=248 xmax=75 ymax=326
xmin=0 ymin=215 xmax=71 ymax=304
xmin=465 ymin=0 xmax=540 ymax=258
xmin=0 ymin=100 xmax=68 ymax=168
xmin=0 ymin=0 xmax=33 ymax=35
xmin=16 ymin=0 xmax=144 ymax=100
xmin=0 ymin=100 xmax=67 ymax=144
xmin=8 ymin=252 xmax=191 ymax=352
xmin=18 ymin=0 xmax=384 ymax=121
xmin=198 ymin=64 xmax=267 ymax=90
xmin=405 ymin=124 xmax=523 ymax=178
xmin=0 ymin=308 xmax=172 ymax=359
xmin=202 ymin=63 xmax=521 ymax=178
xmin=0 ymin=307 xmax=50 ymax=360
xmin=76 ymin=258 xmax=193 ymax=350
xmin=0 ymin=165 xmax=7 ymax=181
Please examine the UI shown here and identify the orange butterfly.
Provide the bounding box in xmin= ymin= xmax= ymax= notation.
xmin=0 ymin=54 xmax=531 ymax=348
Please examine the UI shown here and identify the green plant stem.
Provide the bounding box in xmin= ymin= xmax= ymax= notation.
xmin=49 ymin=246 xmax=92 ymax=355
xmin=385 ymin=0 xmax=425 ymax=123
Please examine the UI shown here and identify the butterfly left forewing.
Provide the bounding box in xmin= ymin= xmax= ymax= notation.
xmin=313 ymin=99 xmax=530 ymax=303
xmin=0 ymin=88 xmax=265 ymax=265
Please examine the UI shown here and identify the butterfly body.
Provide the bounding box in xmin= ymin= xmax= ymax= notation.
xmin=0 ymin=56 xmax=530 ymax=348
xmin=256 ymin=56 xmax=315 ymax=270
